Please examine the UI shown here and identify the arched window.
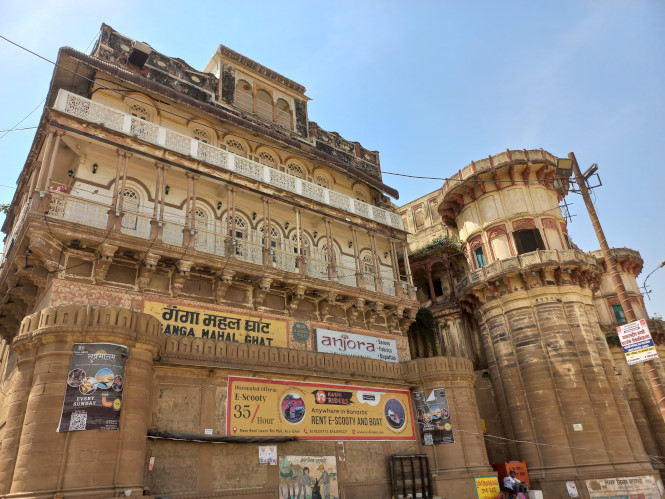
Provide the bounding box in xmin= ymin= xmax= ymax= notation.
xmin=360 ymin=252 xmax=376 ymax=291
xmin=314 ymin=175 xmax=330 ymax=189
xmin=225 ymin=139 xmax=247 ymax=157
xmin=129 ymin=104 xmax=149 ymax=120
xmin=256 ymin=89 xmax=273 ymax=121
xmin=275 ymin=98 xmax=291 ymax=129
xmin=290 ymin=232 xmax=310 ymax=257
xmin=121 ymin=188 xmax=139 ymax=232
xmin=258 ymin=151 xmax=277 ymax=168
xmin=193 ymin=128 xmax=209 ymax=144
xmin=194 ymin=208 xmax=214 ymax=252
xmin=354 ymin=190 xmax=368 ymax=203
xmin=287 ymin=162 xmax=306 ymax=179
xmin=235 ymin=80 xmax=253 ymax=111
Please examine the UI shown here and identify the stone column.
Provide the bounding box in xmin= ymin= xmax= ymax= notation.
xmin=3 ymin=305 xmax=161 ymax=498
xmin=404 ymin=356 xmax=494 ymax=499
xmin=35 ymin=131 xmax=55 ymax=192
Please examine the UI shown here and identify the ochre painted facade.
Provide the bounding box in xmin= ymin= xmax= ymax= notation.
xmin=0 ymin=23 xmax=663 ymax=499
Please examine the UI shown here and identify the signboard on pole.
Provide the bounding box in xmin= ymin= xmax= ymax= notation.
xmin=58 ymin=342 xmax=128 ymax=431
xmin=616 ymin=319 xmax=658 ymax=365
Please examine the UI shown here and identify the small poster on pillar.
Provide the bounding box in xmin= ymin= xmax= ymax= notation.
xmin=57 ymin=343 xmax=129 ymax=432
xmin=413 ymin=389 xmax=455 ymax=445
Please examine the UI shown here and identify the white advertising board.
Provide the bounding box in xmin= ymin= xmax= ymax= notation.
xmin=617 ymin=319 xmax=658 ymax=365
xmin=586 ymin=475 xmax=660 ymax=498
xmin=315 ymin=328 xmax=399 ymax=362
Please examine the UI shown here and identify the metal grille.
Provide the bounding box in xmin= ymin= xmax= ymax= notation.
xmin=390 ymin=454 xmax=432 ymax=499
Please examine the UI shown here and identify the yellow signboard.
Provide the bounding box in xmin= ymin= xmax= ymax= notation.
xmin=474 ymin=476 xmax=500 ymax=499
xmin=227 ymin=377 xmax=416 ymax=441
xmin=142 ymin=299 xmax=287 ymax=348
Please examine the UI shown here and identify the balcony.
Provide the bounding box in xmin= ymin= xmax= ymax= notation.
xmin=456 ymin=248 xmax=599 ymax=295
xmin=53 ymin=90 xmax=404 ymax=231
xmin=442 ymin=148 xmax=558 ymax=197
xmin=43 ymin=191 xmax=405 ymax=297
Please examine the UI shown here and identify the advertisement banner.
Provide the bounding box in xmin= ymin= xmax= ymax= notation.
xmin=279 ymin=455 xmax=338 ymax=499
xmin=57 ymin=343 xmax=128 ymax=432
xmin=414 ymin=389 xmax=454 ymax=445
xmin=315 ymin=328 xmax=398 ymax=362
xmin=474 ymin=476 xmax=500 ymax=499
xmin=617 ymin=319 xmax=658 ymax=365
xmin=226 ymin=377 xmax=415 ymax=441
xmin=586 ymin=475 xmax=660 ymax=498
xmin=142 ymin=299 xmax=287 ymax=347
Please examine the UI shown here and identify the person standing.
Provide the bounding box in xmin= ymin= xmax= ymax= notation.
xmin=318 ymin=464 xmax=330 ymax=499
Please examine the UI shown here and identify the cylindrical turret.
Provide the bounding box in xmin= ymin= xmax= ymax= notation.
xmin=438 ymin=149 xmax=656 ymax=495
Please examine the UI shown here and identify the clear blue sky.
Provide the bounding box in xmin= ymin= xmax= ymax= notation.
xmin=1 ymin=1 xmax=663 ymax=317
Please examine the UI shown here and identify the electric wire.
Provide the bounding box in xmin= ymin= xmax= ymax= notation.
xmin=0 ymin=126 xmax=38 ymax=133
xmin=0 ymin=98 xmax=45 ymax=140
xmin=455 ymin=428 xmax=665 ymax=463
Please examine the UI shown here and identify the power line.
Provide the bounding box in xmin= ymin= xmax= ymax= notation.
xmin=0 ymin=33 xmax=569 ymax=191
xmin=454 ymin=427 xmax=665 ymax=463
xmin=0 ymin=99 xmax=45 ymax=140
xmin=0 ymin=126 xmax=38 ymax=133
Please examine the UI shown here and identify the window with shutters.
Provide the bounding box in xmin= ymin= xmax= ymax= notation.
xmin=474 ymin=246 xmax=486 ymax=268
xmin=121 ymin=189 xmax=139 ymax=230
xmin=287 ymin=163 xmax=306 ymax=179
xmin=235 ymin=80 xmax=253 ymax=112
xmin=193 ymin=128 xmax=209 ymax=143
xmin=256 ymin=89 xmax=273 ymax=121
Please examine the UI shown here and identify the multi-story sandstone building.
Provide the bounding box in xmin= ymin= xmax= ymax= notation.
xmin=0 ymin=25 xmax=494 ymax=499
xmin=0 ymin=24 xmax=663 ymax=499
xmin=401 ymin=150 xmax=665 ymax=497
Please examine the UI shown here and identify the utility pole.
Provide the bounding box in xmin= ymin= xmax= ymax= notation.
xmin=569 ymin=152 xmax=665 ymax=422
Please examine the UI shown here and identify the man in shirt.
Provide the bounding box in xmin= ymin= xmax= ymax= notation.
xmin=503 ymin=470 xmax=527 ymax=494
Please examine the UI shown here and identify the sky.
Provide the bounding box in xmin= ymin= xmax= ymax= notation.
xmin=0 ymin=1 xmax=663 ymax=317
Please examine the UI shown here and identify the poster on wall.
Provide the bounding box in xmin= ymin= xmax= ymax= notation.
xmin=279 ymin=455 xmax=338 ymax=499
xmin=227 ymin=377 xmax=415 ymax=441
xmin=57 ymin=343 xmax=128 ymax=432
xmin=413 ymin=389 xmax=454 ymax=445
xmin=616 ymin=319 xmax=658 ymax=365
xmin=258 ymin=445 xmax=277 ymax=465
xmin=142 ymin=299 xmax=287 ymax=347
xmin=586 ymin=475 xmax=660 ymax=498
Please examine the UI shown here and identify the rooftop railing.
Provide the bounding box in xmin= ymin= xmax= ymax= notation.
xmin=54 ymin=90 xmax=404 ymax=231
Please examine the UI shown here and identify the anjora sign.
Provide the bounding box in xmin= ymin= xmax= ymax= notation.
xmin=314 ymin=328 xmax=399 ymax=362
xmin=142 ymin=299 xmax=287 ymax=347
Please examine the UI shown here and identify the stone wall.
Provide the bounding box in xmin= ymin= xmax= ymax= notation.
xmin=0 ymin=304 xmax=492 ymax=498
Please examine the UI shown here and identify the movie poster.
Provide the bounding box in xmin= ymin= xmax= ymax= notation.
xmin=413 ymin=388 xmax=455 ymax=445
xmin=279 ymin=455 xmax=338 ymax=499
xmin=57 ymin=343 xmax=129 ymax=432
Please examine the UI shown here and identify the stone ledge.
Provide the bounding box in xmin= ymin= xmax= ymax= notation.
xmin=15 ymin=305 xmax=162 ymax=354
